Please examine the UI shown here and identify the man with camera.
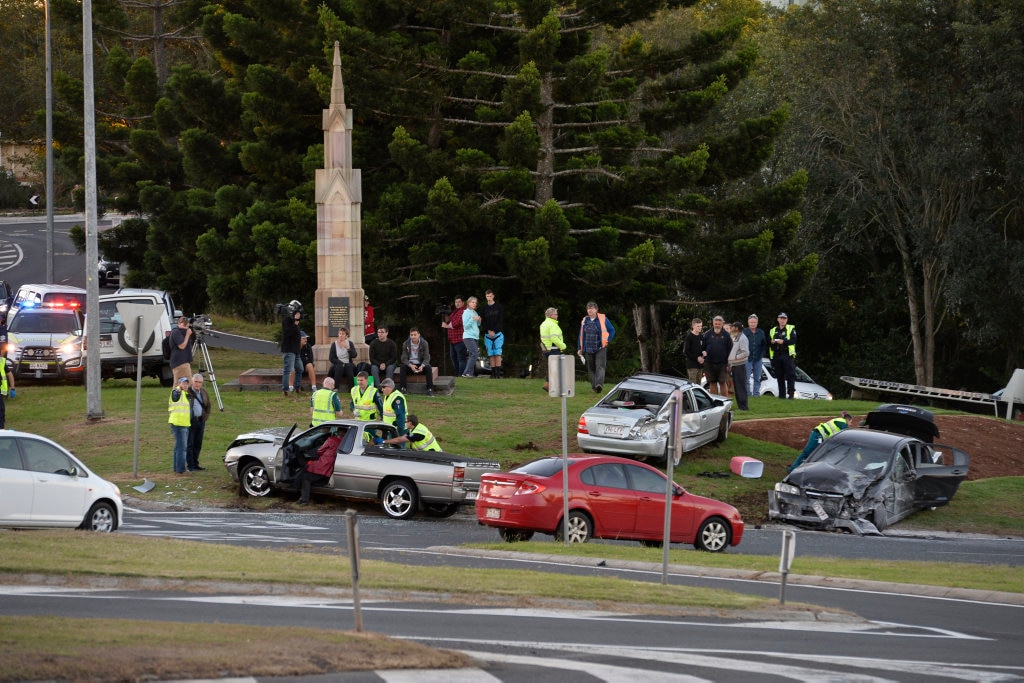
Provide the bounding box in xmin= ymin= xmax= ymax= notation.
xmin=169 ymin=316 xmax=193 ymax=383
xmin=279 ymin=300 xmax=304 ymax=397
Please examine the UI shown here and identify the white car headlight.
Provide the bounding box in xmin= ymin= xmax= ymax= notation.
xmin=774 ymin=482 xmax=801 ymax=496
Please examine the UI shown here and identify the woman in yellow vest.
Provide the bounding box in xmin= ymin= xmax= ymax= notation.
xmin=168 ymin=377 xmax=191 ymax=474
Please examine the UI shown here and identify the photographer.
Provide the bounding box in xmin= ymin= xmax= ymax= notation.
xmin=280 ymin=301 xmax=304 ymax=397
xmin=169 ymin=316 xmax=193 ymax=383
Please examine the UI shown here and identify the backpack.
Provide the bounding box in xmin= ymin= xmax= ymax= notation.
xmin=161 ymin=334 xmax=172 ymax=361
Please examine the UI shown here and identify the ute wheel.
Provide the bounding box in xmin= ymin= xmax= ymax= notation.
xmin=872 ymin=506 xmax=888 ymax=532
xmin=381 ymin=480 xmax=419 ymax=520
xmin=424 ymin=503 xmax=459 ymax=518
xmin=694 ymin=516 xmax=731 ymax=552
xmin=498 ymin=528 xmax=535 ymax=543
xmin=80 ymin=502 xmax=117 ymax=532
xmin=555 ymin=510 xmax=593 ymax=544
xmin=239 ymin=461 xmax=271 ymax=497
xmin=715 ymin=414 xmax=731 ymax=443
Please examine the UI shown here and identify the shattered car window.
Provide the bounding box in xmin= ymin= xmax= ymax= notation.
xmin=811 ymin=442 xmax=890 ymax=474
xmin=601 ymin=388 xmax=668 ymax=411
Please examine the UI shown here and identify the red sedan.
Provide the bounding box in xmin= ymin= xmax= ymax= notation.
xmin=475 ymin=454 xmax=744 ymax=551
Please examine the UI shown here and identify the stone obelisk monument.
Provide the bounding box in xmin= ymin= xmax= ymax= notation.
xmin=313 ymin=42 xmax=366 ymax=374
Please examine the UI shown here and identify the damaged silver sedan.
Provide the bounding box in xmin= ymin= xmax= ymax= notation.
xmin=768 ymin=405 xmax=969 ymax=535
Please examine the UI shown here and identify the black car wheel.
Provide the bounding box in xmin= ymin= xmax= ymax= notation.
xmin=423 ymin=503 xmax=459 ymax=518
xmin=498 ymin=528 xmax=535 ymax=543
xmin=381 ymin=479 xmax=419 ymax=519
xmin=80 ymin=502 xmax=117 ymax=532
xmin=239 ymin=461 xmax=271 ymax=497
xmin=694 ymin=516 xmax=731 ymax=552
xmin=872 ymin=506 xmax=889 ymax=532
xmin=117 ymin=324 xmax=156 ymax=354
xmin=555 ymin=510 xmax=592 ymax=544
xmin=716 ymin=414 xmax=731 ymax=443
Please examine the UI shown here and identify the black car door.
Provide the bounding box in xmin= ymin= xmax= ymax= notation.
xmin=911 ymin=442 xmax=970 ymax=508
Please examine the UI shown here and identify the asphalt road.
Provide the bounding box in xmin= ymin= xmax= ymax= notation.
xmin=6 ymin=503 xmax=1024 ymax=682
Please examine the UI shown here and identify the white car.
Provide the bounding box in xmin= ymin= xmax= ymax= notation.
xmin=577 ymin=372 xmax=732 ymax=462
xmin=756 ymin=358 xmax=832 ymax=399
xmin=0 ymin=431 xmax=122 ymax=532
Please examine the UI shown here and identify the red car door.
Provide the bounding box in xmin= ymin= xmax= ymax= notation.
xmin=579 ymin=463 xmax=638 ymax=536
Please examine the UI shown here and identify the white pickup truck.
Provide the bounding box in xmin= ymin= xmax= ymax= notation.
xmin=224 ymin=419 xmax=501 ymax=519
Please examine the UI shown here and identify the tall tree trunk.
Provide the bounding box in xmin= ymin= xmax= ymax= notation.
xmin=534 ymin=74 xmax=555 ymax=205
xmin=633 ymin=303 xmax=649 ymax=371
xmin=649 ymin=303 xmax=662 ymax=373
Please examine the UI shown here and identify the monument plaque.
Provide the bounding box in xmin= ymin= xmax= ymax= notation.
xmin=327 ymin=297 xmax=350 ymax=337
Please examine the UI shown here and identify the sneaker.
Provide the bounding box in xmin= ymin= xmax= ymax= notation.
xmin=427 ymin=389 xmax=434 ymax=396
xmin=288 ymin=385 xmax=294 ymax=392
xmin=283 ymin=390 xmax=289 ymax=397
xmin=193 ymin=466 xmax=206 ymax=471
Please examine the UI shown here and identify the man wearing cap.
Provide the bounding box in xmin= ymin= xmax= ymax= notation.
xmin=789 ymin=412 xmax=854 ymax=472
xmin=769 ymin=312 xmax=797 ymax=399
xmin=578 ymin=301 xmax=616 ymax=393
xmin=378 ymin=378 xmax=408 ymax=435
xmin=743 ymin=314 xmax=768 ymax=397
xmin=168 ymin=376 xmax=191 ymax=474
xmin=298 ymin=331 xmax=317 ymax=392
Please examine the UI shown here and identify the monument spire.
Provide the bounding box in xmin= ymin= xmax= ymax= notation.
xmin=313 ymin=41 xmax=366 ymax=379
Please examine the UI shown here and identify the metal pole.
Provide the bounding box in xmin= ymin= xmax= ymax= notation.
xmin=82 ymin=0 xmax=103 ymax=420
xmin=661 ymin=393 xmax=678 ymax=584
xmin=344 ymin=509 xmax=363 ymax=632
xmin=132 ymin=315 xmax=143 ymax=478
xmin=561 ymin=386 xmax=569 ymax=546
xmin=45 ymin=0 xmax=55 ymax=285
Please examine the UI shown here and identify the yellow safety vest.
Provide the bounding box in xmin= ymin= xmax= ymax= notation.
xmin=350 ymin=385 xmax=378 ymax=420
xmin=539 ymin=317 xmax=565 ymax=351
xmin=382 ymin=390 xmax=405 ymax=425
xmin=311 ymin=389 xmax=338 ymax=426
xmin=0 ymin=358 xmax=8 ymax=396
xmin=768 ymin=324 xmax=796 ymax=359
xmin=167 ymin=389 xmax=191 ymax=427
xmin=410 ymin=422 xmax=441 ymax=451
xmin=815 ymin=418 xmax=847 ymax=440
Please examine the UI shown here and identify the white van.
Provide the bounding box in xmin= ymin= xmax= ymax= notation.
xmin=92 ymin=288 xmax=181 ymax=386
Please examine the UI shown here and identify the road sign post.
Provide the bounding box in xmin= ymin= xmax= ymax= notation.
xmin=548 ymin=354 xmax=575 ymax=545
xmin=779 ymin=529 xmax=796 ymax=604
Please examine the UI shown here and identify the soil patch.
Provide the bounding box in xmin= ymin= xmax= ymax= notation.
xmin=732 ymin=415 xmax=1024 ymax=480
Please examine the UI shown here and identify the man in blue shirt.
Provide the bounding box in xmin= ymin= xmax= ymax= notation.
xmin=577 ymin=301 xmax=616 ymax=393
xmin=743 ymin=314 xmax=769 ymax=397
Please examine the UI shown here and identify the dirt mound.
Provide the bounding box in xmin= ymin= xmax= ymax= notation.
xmin=731 ymin=415 xmax=1024 ymax=480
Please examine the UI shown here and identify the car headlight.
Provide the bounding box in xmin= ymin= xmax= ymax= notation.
xmin=774 ymin=482 xmax=801 ymax=496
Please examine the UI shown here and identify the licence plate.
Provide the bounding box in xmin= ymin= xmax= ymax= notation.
xmin=811 ymin=500 xmax=829 ymax=520
xmin=466 ymin=491 xmax=477 ymax=500
xmin=29 ymin=363 xmax=48 ymax=370
xmin=603 ymin=424 xmax=626 ymax=436
xmin=485 ymin=507 xmax=501 ymax=519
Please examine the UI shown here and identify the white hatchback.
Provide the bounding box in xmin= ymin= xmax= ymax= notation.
xmin=0 ymin=431 xmax=122 ymax=532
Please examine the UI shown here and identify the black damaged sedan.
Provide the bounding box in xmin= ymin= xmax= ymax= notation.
xmin=768 ymin=405 xmax=969 ymax=535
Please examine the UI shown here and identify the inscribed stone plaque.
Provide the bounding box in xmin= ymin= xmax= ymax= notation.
xmin=327 ymin=297 xmax=350 ymax=337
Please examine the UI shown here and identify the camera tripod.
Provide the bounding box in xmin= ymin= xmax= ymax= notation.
xmin=191 ymin=332 xmax=224 ymax=411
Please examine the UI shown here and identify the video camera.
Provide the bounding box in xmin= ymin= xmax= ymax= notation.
xmin=434 ymin=300 xmax=452 ymax=317
xmin=275 ymin=299 xmax=303 ymax=318
xmin=187 ymin=314 xmax=213 ymax=341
